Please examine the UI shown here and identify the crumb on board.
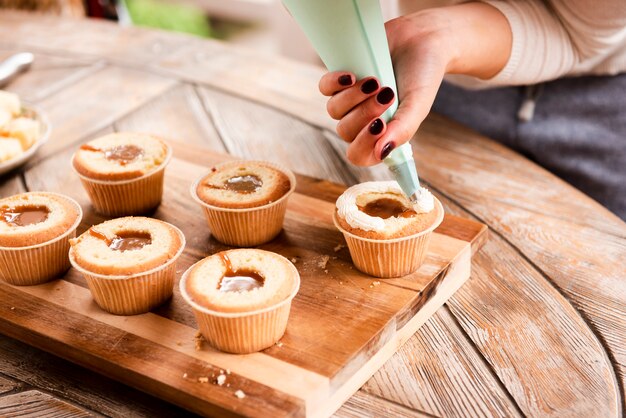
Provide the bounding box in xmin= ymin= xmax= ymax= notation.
xmin=373 ymin=281 xmax=380 ymax=286
xmin=334 ymin=243 xmax=345 ymax=252
xmin=216 ymin=374 xmax=226 ymax=386
xmin=317 ymin=255 xmax=330 ymax=269
xmin=10 ymin=307 xmax=15 ymax=310
xmin=198 ymin=377 xmax=209 ymax=383
xmin=276 ymin=341 xmax=283 ymax=348
xmin=324 ymin=269 xmax=328 ymax=274
xmin=182 ymin=373 xmax=188 ymax=379
xmin=194 ymin=331 xmax=205 ymax=351
xmin=339 ymin=281 xmax=343 ymax=285
xmin=290 ymin=257 xmax=297 ymax=264
xmin=235 ymin=390 xmax=246 ymax=399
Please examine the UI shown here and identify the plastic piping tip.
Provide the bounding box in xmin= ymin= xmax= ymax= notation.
xmin=383 ymin=143 xmax=421 ymax=200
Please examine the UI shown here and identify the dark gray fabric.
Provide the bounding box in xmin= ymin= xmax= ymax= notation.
xmin=432 ymin=74 xmax=626 ymax=220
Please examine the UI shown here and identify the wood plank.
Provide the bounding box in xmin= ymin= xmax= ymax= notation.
xmin=0 ymin=337 xmax=195 ymax=417
xmin=364 ymin=307 xmax=522 ymax=417
xmin=114 ymin=84 xmax=224 ymax=150
xmin=334 ymin=391 xmax=435 ymax=418
xmin=0 ymin=374 xmax=20 ymax=395
xmin=0 ymin=176 xmax=25 ymax=197
xmin=411 ymin=115 xmax=626 ymax=395
xmin=196 ymin=87 xmax=355 ymax=185
xmin=0 ymin=390 xmax=94 ymax=418
xmin=27 ymin=65 xmax=177 ymax=166
xmin=0 ymin=286 xmax=307 ymax=418
xmin=0 ymin=46 xmax=100 ymax=103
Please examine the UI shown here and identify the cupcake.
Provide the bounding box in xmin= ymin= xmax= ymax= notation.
xmin=71 ymin=132 xmax=171 ymax=216
xmin=180 ymin=249 xmax=300 ymax=354
xmin=0 ymin=192 xmax=82 ymax=285
xmin=333 ymin=181 xmax=444 ymax=278
xmin=191 ymin=160 xmax=296 ymax=246
xmin=69 ymin=216 xmax=185 ymax=315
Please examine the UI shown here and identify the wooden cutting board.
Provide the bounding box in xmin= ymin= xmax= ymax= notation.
xmin=0 ymin=142 xmax=487 ymax=418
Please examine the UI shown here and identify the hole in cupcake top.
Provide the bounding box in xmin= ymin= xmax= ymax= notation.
xmin=109 ymin=231 xmax=152 ymax=252
xmin=80 ymin=143 xmax=144 ymax=165
xmin=217 ymin=251 xmax=265 ymax=292
xmin=219 ymin=270 xmax=265 ymax=292
xmin=358 ymin=198 xmax=416 ymax=219
xmin=1 ymin=205 xmax=50 ymax=227
xmin=223 ymin=174 xmax=262 ymax=193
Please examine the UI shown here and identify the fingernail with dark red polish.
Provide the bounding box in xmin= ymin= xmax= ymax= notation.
xmin=361 ymin=78 xmax=379 ymax=94
xmin=369 ymin=118 xmax=384 ymax=135
xmin=380 ymin=141 xmax=395 ymax=159
xmin=376 ymin=87 xmax=395 ymax=105
xmin=338 ymin=74 xmax=353 ymax=86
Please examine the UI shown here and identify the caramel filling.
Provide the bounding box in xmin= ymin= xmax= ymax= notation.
xmin=358 ymin=198 xmax=416 ymax=219
xmin=1 ymin=205 xmax=49 ymax=226
xmin=217 ymin=252 xmax=265 ymax=292
xmin=204 ymin=174 xmax=263 ymax=194
xmin=109 ymin=231 xmax=152 ymax=251
xmin=80 ymin=143 xmax=144 ymax=165
xmin=88 ymin=228 xmax=152 ymax=251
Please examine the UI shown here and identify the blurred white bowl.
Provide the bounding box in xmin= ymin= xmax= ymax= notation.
xmin=0 ymin=104 xmax=51 ymax=176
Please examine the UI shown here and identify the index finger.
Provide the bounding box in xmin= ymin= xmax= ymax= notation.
xmin=319 ymin=71 xmax=355 ymax=96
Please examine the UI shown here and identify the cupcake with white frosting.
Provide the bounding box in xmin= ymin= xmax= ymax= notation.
xmin=333 ymin=181 xmax=443 ymax=278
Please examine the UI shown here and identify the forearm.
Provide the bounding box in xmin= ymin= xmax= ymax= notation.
xmin=389 ymin=2 xmax=512 ymax=80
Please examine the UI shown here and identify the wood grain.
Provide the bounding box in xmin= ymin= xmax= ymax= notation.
xmin=1 ymin=10 xmax=624 ymax=418
xmin=0 ymin=390 xmax=94 ymax=418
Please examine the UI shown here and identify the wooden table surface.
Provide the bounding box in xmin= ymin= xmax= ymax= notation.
xmin=0 ymin=10 xmax=624 ymax=418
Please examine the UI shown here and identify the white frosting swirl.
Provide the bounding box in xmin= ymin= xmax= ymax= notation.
xmin=336 ymin=181 xmax=434 ymax=232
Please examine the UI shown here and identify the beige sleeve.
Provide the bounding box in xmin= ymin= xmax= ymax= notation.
xmin=481 ymin=0 xmax=626 ymax=85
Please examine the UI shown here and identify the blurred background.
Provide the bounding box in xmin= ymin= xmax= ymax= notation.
xmin=0 ymin=0 xmax=401 ymax=65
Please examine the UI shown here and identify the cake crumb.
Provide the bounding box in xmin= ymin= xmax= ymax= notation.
xmin=198 ymin=377 xmax=209 ymax=383
xmin=182 ymin=373 xmax=188 ymax=379
xmin=324 ymin=269 xmax=328 ymax=274
xmin=227 ymin=383 xmax=231 ymax=387
xmin=216 ymin=374 xmax=226 ymax=386
xmin=10 ymin=307 xmax=15 ymax=310
xmin=194 ymin=331 xmax=205 ymax=351
xmin=335 ymin=296 xmax=338 ymax=299
xmin=290 ymin=257 xmax=297 ymax=264
xmin=220 ymin=369 xmax=224 ymax=375
xmin=339 ymin=281 xmax=343 ymax=285
xmin=235 ymin=390 xmax=246 ymax=399
xmin=276 ymin=341 xmax=283 ymax=347
xmin=226 ymin=369 xmax=231 ymax=374
xmin=317 ymin=255 xmax=330 ymax=269
xmin=372 ymin=281 xmax=381 ymax=286
xmin=333 ymin=243 xmax=345 ymax=252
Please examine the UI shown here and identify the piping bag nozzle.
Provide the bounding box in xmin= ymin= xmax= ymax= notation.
xmin=383 ymin=143 xmax=421 ymax=203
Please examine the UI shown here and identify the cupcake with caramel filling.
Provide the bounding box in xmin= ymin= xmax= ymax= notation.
xmin=72 ymin=132 xmax=171 ymax=216
xmin=180 ymin=249 xmax=300 ymax=353
xmin=69 ymin=216 xmax=185 ymax=315
xmin=333 ymin=181 xmax=443 ymax=278
xmin=191 ymin=160 xmax=296 ymax=246
xmin=0 ymin=192 xmax=82 ymax=285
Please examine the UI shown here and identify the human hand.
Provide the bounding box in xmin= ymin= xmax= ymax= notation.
xmin=319 ymin=4 xmax=512 ymax=166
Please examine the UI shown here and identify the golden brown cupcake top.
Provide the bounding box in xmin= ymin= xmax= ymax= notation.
xmin=72 ymin=132 xmax=169 ymax=181
xmin=0 ymin=192 xmax=81 ymax=247
xmin=195 ymin=161 xmax=292 ymax=209
xmin=69 ymin=216 xmax=183 ymax=275
xmin=184 ymin=249 xmax=298 ymax=313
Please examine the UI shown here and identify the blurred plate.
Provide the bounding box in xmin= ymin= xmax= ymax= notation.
xmin=0 ymin=104 xmax=51 ymax=176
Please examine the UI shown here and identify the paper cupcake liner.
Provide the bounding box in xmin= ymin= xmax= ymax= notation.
xmin=73 ymin=146 xmax=171 ymax=217
xmin=190 ymin=161 xmax=296 ymax=247
xmin=69 ymin=224 xmax=185 ymax=316
xmin=193 ymin=302 xmax=292 ymax=353
xmin=333 ymin=198 xmax=444 ymax=278
xmin=0 ymin=194 xmax=82 ymax=286
xmin=179 ymin=257 xmax=300 ymax=354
